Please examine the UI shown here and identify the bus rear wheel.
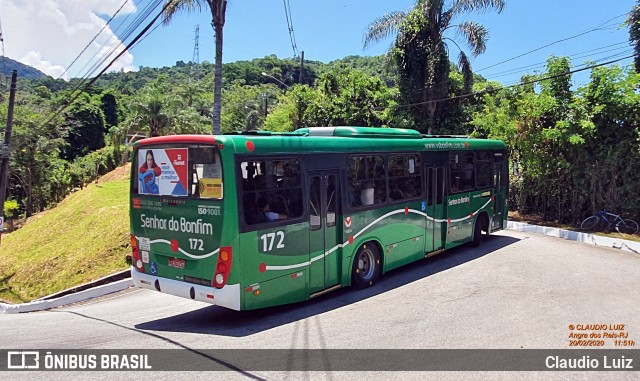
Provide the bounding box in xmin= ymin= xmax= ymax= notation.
xmin=351 ymin=243 xmax=380 ymax=289
xmin=471 ymin=215 xmax=488 ymax=247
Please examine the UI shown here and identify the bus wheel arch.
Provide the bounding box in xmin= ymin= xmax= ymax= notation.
xmin=350 ymin=240 xmax=382 ymax=289
xmin=471 ymin=212 xmax=490 ymax=247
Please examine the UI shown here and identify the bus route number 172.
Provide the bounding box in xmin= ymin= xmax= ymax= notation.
xmin=260 ymin=231 xmax=285 ymax=252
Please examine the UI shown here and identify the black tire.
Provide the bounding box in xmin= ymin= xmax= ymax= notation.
xmin=470 ymin=215 xmax=487 ymax=247
xmin=580 ymin=215 xmax=600 ymax=231
xmin=351 ymin=243 xmax=380 ymax=289
xmin=616 ymin=219 xmax=639 ymax=235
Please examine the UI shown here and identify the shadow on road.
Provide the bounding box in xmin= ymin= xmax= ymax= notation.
xmin=135 ymin=234 xmax=520 ymax=337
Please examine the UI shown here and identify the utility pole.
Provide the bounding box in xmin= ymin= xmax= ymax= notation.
xmin=0 ymin=70 xmax=17 ymax=242
xmin=299 ymin=51 xmax=304 ymax=84
xmin=262 ymin=93 xmax=268 ymax=118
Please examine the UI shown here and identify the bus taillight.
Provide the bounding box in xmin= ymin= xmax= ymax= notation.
xmin=131 ymin=234 xmax=145 ymax=273
xmin=213 ymin=246 xmax=232 ymax=288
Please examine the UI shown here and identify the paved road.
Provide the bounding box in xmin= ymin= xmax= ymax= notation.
xmin=1 ymin=230 xmax=640 ymax=380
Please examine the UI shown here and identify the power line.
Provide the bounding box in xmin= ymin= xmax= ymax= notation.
xmin=71 ymin=0 xmax=162 ymax=83
xmin=492 ymin=49 xmax=634 ymax=89
xmin=482 ymin=42 xmax=630 ymax=80
xmin=0 ymin=14 xmax=6 ymax=89
xmin=129 ymin=22 xmax=163 ymax=52
xmin=37 ymin=0 xmax=173 ymax=129
xmin=476 ymin=12 xmax=629 ymax=73
xmin=387 ymin=53 xmax=636 ymax=111
xmin=282 ymin=0 xmax=299 ymax=57
xmin=404 ymin=42 xmax=632 ymax=97
xmin=404 ymin=9 xmax=633 ymax=98
xmin=57 ymin=0 xmax=164 ymax=110
xmin=56 ymin=0 xmax=130 ymax=80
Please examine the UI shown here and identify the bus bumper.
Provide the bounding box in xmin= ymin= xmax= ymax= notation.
xmin=131 ymin=268 xmax=241 ymax=311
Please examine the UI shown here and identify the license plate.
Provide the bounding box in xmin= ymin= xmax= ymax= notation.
xmin=168 ymin=257 xmax=185 ymax=269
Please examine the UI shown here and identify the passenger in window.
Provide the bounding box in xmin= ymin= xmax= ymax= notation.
xmin=390 ymin=181 xmax=404 ymax=201
xmin=347 ymin=184 xmax=361 ymax=207
xmin=274 ymin=161 xmax=285 ymax=177
xmin=252 ymin=174 xmax=266 ymax=189
xmin=244 ymin=194 xmax=258 ymax=224
xmin=360 ymin=180 xmax=375 ymax=205
xmin=463 ymin=160 xmax=474 ymax=180
xmin=451 ymin=178 xmax=460 ymax=193
xmin=282 ymin=164 xmax=298 ymax=187
xmin=284 ymin=188 xmax=302 ymax=216
xmin=256 ymin=198 xmax=287 ymax=221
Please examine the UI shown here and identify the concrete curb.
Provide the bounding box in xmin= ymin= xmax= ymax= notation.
xmin=0 ymin=278 xmax=133 ymax=314
xmin=37 ymin=269 xmax=131 ymax=301
xmin=507 ymin=221 xmax=640 ymax=254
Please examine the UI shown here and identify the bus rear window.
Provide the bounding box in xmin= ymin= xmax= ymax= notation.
xmin=134 ymin=145 xmax=222 ymax=199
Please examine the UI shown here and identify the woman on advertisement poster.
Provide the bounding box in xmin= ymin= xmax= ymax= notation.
xmin=139 ymin=150 xmax=162 ymax=194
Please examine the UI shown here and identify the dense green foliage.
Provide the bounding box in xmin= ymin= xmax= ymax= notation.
xmin=263 ymin=68 xmax=396 ymax=131
xmin=472 ymin=57 xmax=640 ymax=223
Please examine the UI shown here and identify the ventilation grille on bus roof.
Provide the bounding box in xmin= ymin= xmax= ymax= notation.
xmin=297 ymin=126 xmax=423 ymax=139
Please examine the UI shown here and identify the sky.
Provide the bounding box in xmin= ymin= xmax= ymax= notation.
xmin=0 ymin=0 xmax=637 ymax=87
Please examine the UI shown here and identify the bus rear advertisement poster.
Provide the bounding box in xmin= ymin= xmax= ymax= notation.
xmin=137 ymin=148 xmax=189 ymax=196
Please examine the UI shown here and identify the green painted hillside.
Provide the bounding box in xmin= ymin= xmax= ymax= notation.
xmin=0 ymin=167 xmax=131 ymax=303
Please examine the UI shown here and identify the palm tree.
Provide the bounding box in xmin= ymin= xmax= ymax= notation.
xmin=364 ymin=0 xmax=505 ymax=133
xmin=163 ymin=0 xmax=227 ymax=135
xmin=129 ymin=85 xmax=172 ymax=137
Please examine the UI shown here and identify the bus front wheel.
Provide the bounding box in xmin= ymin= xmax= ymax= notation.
xmin=351 ymin=243 xmax=380 ymax=289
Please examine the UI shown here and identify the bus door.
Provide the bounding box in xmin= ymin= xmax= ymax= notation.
xmin=425 ymin=165 xmax=446 ymax=254
xmin=491 ymin=153 xmax=506 ymax=230
xmin=307 ymin=170 xmax=341 ymax=293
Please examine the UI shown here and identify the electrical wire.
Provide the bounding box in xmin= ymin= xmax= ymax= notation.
xmin=483 ymin=42 xmax=631 ymax=80
xmin=386 ymin=53 xmax=636 ymax=111
xmin=283 ymin=0 xmax=299 ymax=57
xmin=69 ymin=0 xmax=162 ymax=89
xmin=56 ymin=0 xmax=131 ymax=80
xmin=54 ymin=0 xmax=164 ymax=119
xmin=475 ymin=12 xmax=629 ymax=73
xmin=37 ymin=0 xmax=174 ymax=129
xmin=0 ymin=14 xmax=6 ymax=89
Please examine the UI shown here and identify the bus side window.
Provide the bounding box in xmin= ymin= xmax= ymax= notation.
xmin=347 ymin=155 xmax=385 ymax=207
xmin=476 ymin=151 xmax=492 ymax=189
xmin=436 ymin=168 xmax=444 ymax=204
xmin=309 ymin=176 xmax=321 ymax=230
xmin=326 ymin=175 xmax=337 ymax=227
xmin=242 ymin=158 xmax=303 ymax=226
xmin=450 ymin=152 xmax=474 ymax=193
xmin=426 ymin=167 xmax=433 ymax=206
xmin=190 ymin=146 xmax=223 ymax=199
xmin=389 ymin=154 xmax=422 ymax=202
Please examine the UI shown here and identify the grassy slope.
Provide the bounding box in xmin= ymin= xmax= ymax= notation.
xmin=0 ymin=167 xmax=131 ymax=303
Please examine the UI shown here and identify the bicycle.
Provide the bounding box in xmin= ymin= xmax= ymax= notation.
xmin=580 ymin=210 xmax=639 ymax=235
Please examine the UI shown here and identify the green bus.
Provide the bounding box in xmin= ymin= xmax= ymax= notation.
xmin=129 ymin=127 xmax=508 ymax=311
